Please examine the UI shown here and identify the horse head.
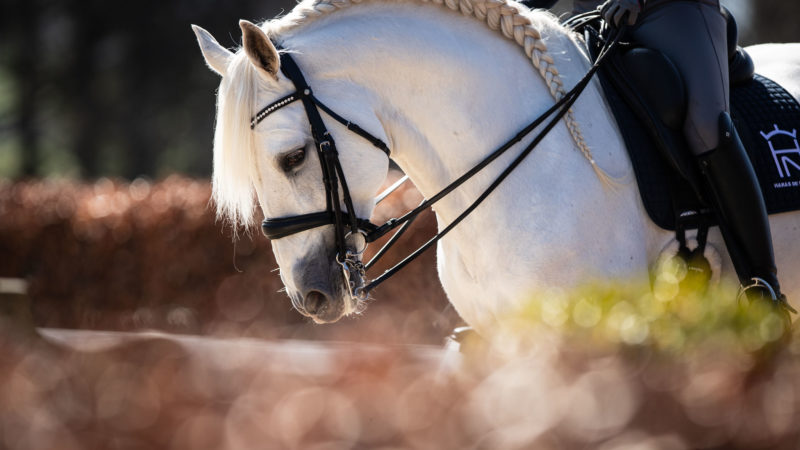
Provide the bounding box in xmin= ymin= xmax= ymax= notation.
xmin=193 ymin=21 xmax=390 ymax=323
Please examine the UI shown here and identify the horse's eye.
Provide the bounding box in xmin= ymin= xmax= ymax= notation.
xmin=281 ymin=148 xmax=306 ymax=171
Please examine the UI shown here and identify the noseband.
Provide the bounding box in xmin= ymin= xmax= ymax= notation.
xmin=254 ymin=22 xmax=622 ymax=300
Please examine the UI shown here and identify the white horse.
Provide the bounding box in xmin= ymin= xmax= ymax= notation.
xmin=193 ymin=0 xmax=800 ymax=335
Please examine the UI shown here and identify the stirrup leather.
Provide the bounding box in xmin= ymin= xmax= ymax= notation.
xmin=737 ymin=277 xmax=797 ymax=314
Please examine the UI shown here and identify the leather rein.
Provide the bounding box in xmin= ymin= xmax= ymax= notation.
xmin=255 ymin=19 xmax=622 ymax=300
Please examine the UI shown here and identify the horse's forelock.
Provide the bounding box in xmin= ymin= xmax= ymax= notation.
xmin=212 ymin=51 xmax=265 ymax=233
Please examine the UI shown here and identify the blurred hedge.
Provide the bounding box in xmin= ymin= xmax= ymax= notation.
xmin=4 ymin=177 xmax=800 ymax=450
xmin=0 ymin=175 xmax=458 ymax=343
xmin=2 ymin=295 xmax=800 ymax=449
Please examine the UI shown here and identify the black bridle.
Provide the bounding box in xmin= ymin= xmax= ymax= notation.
xmin=256 ymin=20 xmax=623 ymax=300
xmin=255 ymin=49 xmax=389 ymax=253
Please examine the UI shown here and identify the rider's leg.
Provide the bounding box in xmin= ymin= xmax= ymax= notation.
xmin=698 ymin=113 xmax=786 ymax=303
xmin=631 ymin=2 xmax=787 ymax=303
xmin=631 ymin=1 xmax=729 ymax=150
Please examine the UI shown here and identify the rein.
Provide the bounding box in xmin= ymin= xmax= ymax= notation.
xmin=256 ymin=19 xmax=624 ymax=299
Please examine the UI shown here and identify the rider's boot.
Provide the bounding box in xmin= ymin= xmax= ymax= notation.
xmin=696 ymin=112 xmax=795 ymax=317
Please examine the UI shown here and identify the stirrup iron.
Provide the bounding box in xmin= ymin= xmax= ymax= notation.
xmin=737 ymin=277 xmax=797 ymax=314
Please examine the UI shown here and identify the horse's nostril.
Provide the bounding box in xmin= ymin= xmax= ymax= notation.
xmin=304 ymin=290 xmax=327 ymax=315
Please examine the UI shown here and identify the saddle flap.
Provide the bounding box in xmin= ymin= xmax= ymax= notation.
xmin=620 ymin=47 xmax=685 ymax=130
xmin=582 ymin=18 xmax=800 ymax=231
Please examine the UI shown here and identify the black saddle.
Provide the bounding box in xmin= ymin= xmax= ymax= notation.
xmin=581 ymin=11 xmax=800 ymax=236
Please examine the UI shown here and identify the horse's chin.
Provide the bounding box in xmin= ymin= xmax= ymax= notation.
xmin=309 ymin=303 xmax=343 ymax=323
xmin=310 ymin=313 xmax=344 ymax=324
xmin=307 ymin=293 xmax=361 ymax=324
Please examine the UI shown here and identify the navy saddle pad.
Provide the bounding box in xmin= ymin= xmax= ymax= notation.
xmin=603 ymin=72 xmax=800 ymax=230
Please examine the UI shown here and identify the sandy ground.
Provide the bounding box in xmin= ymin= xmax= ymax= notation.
xmin=3 ymin=316 xmax=800 ymax=449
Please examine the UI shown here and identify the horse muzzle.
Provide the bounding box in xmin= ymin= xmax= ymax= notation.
xmin=302 ymin=289 xmax=346 ymax=324
xmin=288 ymin=248 xmax=358 ymax=324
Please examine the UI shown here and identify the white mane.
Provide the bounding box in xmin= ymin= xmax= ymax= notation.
xmin=212 ymin=51 xmax=267 ymax=230
xmin=212 ymin=0 xmax=602 ymax=229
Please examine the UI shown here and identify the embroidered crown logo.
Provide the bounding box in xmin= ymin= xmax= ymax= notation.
xmin=761 ymin=124 xmax=800 ymax=179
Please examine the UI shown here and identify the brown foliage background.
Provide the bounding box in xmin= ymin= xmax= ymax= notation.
xmin=3 ymin=177 xmax=800 ymax=450
xmin=0 ymin=175 xmax=458 ymax=343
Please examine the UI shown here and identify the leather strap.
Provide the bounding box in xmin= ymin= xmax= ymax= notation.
xmin=263 ymin=211 xmax=377 ymax=240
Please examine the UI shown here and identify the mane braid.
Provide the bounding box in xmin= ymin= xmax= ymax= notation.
xmin=266 ymin=0 xmax=617 ymax=185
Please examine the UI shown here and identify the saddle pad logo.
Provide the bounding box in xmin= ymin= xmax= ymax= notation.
xmin=761 ymin=124 xmax=800 ymax=188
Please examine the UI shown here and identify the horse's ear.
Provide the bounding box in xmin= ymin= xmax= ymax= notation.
xmin=192 ymin=24 xmax=233 ymax=76
xmin=239 ymin=20 xmax=280 ymax=80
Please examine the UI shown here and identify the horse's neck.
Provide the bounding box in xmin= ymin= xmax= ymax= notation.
xmin=283 ymin=4 xmax=629 ymax=221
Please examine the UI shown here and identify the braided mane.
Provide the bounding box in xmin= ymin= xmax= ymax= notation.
xmin=214 ymin=0 xmax=614 ymax=231
xmin=264 ymin=0 xmax=611 ymax=182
